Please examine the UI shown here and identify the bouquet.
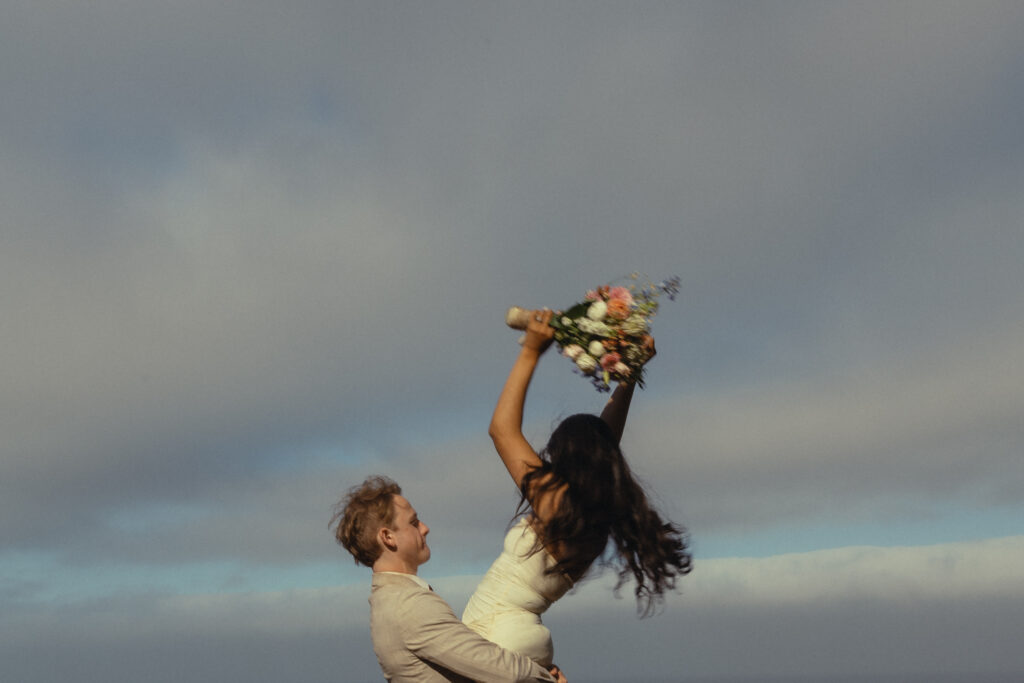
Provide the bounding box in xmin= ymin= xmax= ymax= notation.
xmin=506 ymin=274 xmax=680 ymax=391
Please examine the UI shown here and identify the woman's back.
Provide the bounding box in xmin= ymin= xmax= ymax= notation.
xmin=462 ymin=518 xmax=574 ymax=666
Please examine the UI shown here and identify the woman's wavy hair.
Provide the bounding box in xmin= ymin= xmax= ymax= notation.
xmin=518 ymin=413 xmax=692 ymax=616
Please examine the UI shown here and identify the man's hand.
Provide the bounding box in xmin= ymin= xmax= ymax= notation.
xmin=548 ymin=664 xmax=568 ymax=683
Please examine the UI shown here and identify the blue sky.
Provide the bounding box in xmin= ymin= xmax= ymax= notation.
xmin=3 ymin=2 xmax=1024 ymax=681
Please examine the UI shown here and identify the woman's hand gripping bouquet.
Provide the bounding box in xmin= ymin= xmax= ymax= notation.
xmin=506 ymin=275 xmax=679 ymax=391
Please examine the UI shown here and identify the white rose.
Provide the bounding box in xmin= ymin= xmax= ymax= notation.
xmin=561 ymin=316 xmax=573 ymax=327
xmin=624 ymin=345 xmax=645 ymax=362
xmin=563 ymin=344 xmax=584 ymax=360
xmin=620 ymin=314 xmax=649 ymax=335
xmin=575 ymin=354 xmax=598 ymax=374
xmin=588 ymin=340 xmax=606 ymax=358
xmin=576 ymin=318 xmax=612 ymax=337
xmin=586 ymin=300 xmax=608 ymax=320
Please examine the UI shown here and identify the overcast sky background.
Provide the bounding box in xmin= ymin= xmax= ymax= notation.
xmin=3 ymin=2 xmax=1024 ymax=682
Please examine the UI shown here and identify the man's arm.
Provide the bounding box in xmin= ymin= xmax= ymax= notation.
xmin=400 ymin=589 xmax=556 ymax=683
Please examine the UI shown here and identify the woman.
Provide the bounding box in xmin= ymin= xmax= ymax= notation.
xmin=462 ymin=309 xmax=692 ymax=666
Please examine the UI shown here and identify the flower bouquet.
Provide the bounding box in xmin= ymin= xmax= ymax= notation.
xmin=506 ymin=274 xmax=680 ymax=391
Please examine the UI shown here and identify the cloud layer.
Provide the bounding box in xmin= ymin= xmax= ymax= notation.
xmin=4 ymin=537 xmax=1023 ymax=682
xmin=3 ymin=1 xmax=1024 ymax=680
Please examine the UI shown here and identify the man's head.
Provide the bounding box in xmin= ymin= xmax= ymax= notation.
xmin=331 ymin=475 xmax=430 ymax=572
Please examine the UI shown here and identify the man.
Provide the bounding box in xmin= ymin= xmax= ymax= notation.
xmin=331 ymin=475 xmax=566 ymax=683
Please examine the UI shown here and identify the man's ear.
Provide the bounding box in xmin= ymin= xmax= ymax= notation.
xmin=378 ymin=527 xmax=396 ymax=552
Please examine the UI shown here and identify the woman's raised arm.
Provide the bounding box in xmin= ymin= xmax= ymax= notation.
xmin=488 ymin=309 xmax=555 ymax=489
xmin=599 ymin=381 xmax=635 ymax=444
xmin=599 ymin=338 xmax=652 ymax=443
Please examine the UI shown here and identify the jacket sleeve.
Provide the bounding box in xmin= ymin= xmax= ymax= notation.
xmin=399 ymin=589 xmax=555 ymax=682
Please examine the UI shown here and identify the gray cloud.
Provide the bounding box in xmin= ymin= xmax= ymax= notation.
xmin=26 ymin=324 xmax=1023 ymax=584
xmin=627 ymin=322 xmax=1024 ymax=537
xmin=4 ymin=539 xmax=1023 ymax=682
xmin=3 ymin=2 xmax=1024 ymax=679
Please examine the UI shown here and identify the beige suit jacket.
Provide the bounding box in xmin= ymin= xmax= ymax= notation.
xmin=369 ymin=572 xmax=556 ymax=682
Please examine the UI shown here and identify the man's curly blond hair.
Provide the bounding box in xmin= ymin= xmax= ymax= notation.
xmin=330 ymin=475 xmax=402 ymax=567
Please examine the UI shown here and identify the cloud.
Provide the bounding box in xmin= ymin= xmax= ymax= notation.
xmin=10 ymin=318 xmax=1021 ymax=581
xmin=2 ymin=3 xmax=1024 ymax=679
xmin=627 ymin=322 xmax=1024 ymax=534
xmin=4 ymin=537 xmax=1023 ymax=683
xmin=0 ymin=584 xmax=379 ymax=683
xmin=537 ymin=537 xmax=1024 ymax=680
xmin=688 ymin=536 xmax=1024 ymax=605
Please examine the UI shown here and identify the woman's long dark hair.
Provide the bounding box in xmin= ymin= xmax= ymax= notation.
xmin=518 ymin=413 xmax=692 ymax=616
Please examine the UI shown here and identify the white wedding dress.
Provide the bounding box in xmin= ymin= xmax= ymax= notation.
xmin=462 ymin=518 xmax=574 ymax=667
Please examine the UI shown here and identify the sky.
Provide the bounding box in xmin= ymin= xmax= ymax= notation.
xmin=2 ymin=1 xmax=1024 ymax=681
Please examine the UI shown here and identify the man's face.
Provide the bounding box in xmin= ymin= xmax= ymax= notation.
xmin=388 ymin=494 xmax=431 ymax=569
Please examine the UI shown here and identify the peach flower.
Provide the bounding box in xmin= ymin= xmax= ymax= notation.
xmin=606 ymin=298 xmax=631 ymax=320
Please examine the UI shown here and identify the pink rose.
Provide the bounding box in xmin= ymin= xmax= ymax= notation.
xmin=600 ymin=352 xmax=622 ymax=371
xmin=608 ymin=286 xmax=634 ymax=306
